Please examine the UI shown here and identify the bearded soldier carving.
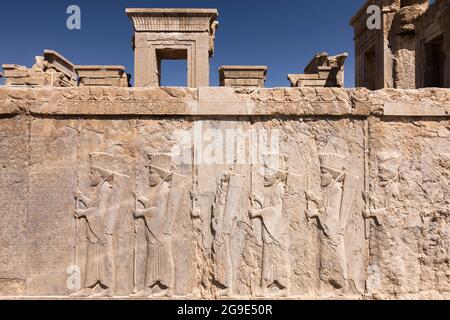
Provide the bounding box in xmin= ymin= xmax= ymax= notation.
xmin=305 ymin=153 xmax=358 ymax=290
xmin=249 ymin=155 xmax=290 ymax=297
xmin=71 ymin=152 xmax=129 ymax=297
xmin=132 ymin=153 xmax=187 ymax=297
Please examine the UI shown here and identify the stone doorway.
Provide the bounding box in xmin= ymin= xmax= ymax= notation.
xmin=157 ymin=49 xmax=188 ymax=87
xmin=363 ymin=47 xmax=376 ymax=90
xmin=423 ymin=35 xmax=445 ymax=87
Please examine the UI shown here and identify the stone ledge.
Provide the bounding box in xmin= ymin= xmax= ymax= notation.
xmin=0 ymin=86 xmax=449 ymax=116
xmin=384 ymin=102 xmax=450 ymax=116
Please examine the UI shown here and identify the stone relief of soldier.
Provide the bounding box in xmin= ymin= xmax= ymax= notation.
xmin=362 ymin=151 xmax=400 ymax=237
xmin=71 ymin=152 xmax=129 ymax=297
xmin=376 ymin=152 xmax=401 ymax=201
xmin=249 ymin=154 xmax=290 ymax=297
xmin=132 ymin=153 xmax=187 ymax=297
xmin=211 ymin=170 xmax=247 ymax=297
xmin=305 ymin=153 xmax=358 ymax=290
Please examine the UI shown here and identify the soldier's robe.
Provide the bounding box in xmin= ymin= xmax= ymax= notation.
xmin=84 ymin=181 xmax=115 ymax=288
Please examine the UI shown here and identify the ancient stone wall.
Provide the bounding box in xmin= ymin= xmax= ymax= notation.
xmin=0 ymin=86 xmax=448 ymax=299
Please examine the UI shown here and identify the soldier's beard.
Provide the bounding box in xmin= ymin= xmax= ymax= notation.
xmin=264 ymin=172 xmax=285 ymax=187
xmin=90 ymin=172 xmax=102 ymax=186
xmin=320 ymin=169 xmax=344 ymax=187
xmin=149 ymin=177 xmax=160 ymax=187
xmin=149 ymin=167 xmax=173 ymax=186
xmin=149 ymin=174 xmax=169 ymax=187
xmin=320 ymin=174 xmax=333 ymax=187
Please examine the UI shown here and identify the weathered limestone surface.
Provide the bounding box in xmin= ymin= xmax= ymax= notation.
xmin=367 ymin=118 xmax=449 ymax=299
xmin=26 ymin=118 xmax=78 ymax=295
xmin=0 ymin=115 xmax=28 ymax=296
xmin=0 ymin=86 xmax=448 ymax=299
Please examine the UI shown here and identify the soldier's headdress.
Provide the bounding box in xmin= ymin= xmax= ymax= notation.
xmin=259 ymin=153 xmax=288 ymax=174
xmin=89 ymin=152 xmax=115 ymax=171
xmin=258 ymin=153 xmax=288 ymax=186
xmin=319 ymin=153 xmax=346 ymax=177
xmin=89 ymin=152 xmax=115 ymax=179
xmin=148 ymin=153 xmax=175 ymax=181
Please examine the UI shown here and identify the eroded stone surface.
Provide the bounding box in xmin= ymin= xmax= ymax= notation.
xmin=1 ymin=87 xmax=448 ymax=116
xmin=0 ymin=86 xmax=448 ymax=299
xmin=367 ymin=118 xmax=449 ymax=298
xmin=0 ymin=116 xmax=28 ymax=296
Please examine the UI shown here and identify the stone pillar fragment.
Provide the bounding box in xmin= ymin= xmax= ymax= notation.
xmin=219 ymin=66 xmax=268 ymax=87
xmin=75 ymin=66 xmax=130 ymax=87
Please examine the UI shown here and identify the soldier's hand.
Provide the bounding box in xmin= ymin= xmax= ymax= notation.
xmin=362 ymin=208 xmax=371 ymax=218
xmin=362 ymin=191 xmax=370 ymax=201
xmin=306 ymin=209 xmax=319 ymax=219
xmin=133 ymin=210 xmax=144 ymax=219
xmin=190 ymin=208 xmax=200 ymax=218
xmin=73 ymin=190 xmax=84 ymax=199
xmin=74 ymin=209 xmax=87 ymax=218
xmin=305 ymin=191 xmax=318 ymax=202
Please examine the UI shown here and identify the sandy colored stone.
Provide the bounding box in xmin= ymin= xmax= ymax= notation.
xmin=2 ymin=50 xmax=76 ymax=87
xmin=0 ymin=87 xmax=449 ymax=117
xmin=75 ymin=65 xmax=130 ymax=87
xmin=219 ymin=66 xmax=268 ymax=88
xmin=0 ymin=85 xmax=448 ymax=299
xmin=367 ymin=118 xmax=449 ymax=297
xmin=0 ymin=4 xmax=449 ymax=300
xmin=0 ymin=116 xmax=29 ymax=296
xmin=288 ymin=52 xmax=348 ymax=88
xmin=126 ymin=8 xmax=218 ymax=88
xmin=351 ymin=0 xmax=449 ymax=89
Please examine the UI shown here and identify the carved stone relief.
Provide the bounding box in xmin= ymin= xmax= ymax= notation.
xmin=71 ymin=152 xmax=130 ymax=297
xmin=132 ymin=153 xmax=187 ymax=297
xmin=249 ymin=154 xmax=291 ymax=297
xmin=0 ymin=89 xmax=447 ymax=299
xmin=305 ymin=153 xmax=359 ymax=291
xmin=211 ymin=171 xmax=247 ymax=296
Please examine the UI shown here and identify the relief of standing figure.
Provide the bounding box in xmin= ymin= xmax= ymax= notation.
xmin=71 ymin=152 xmax=129 ymax=297
xmin=305 ymin=153 xmax=358 ymax=290
xmin=249 ymin=155 xmax=290 ymax=297
xmin=211 ymin=171 xmax=247 ymax=297
xmin=132 ymin=153 xmax=187 ymax=297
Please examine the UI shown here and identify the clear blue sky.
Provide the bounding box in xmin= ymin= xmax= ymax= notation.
xmin=0 ymin=0 xmax=366 ymax=87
